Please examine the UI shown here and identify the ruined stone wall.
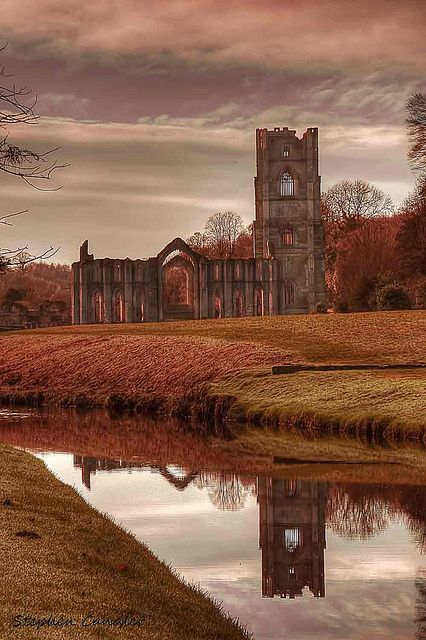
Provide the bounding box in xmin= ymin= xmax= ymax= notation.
xmin=71 ymin=240 xmax=276 ymax=324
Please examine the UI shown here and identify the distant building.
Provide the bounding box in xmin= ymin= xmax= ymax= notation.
xmin=257 ymin=477 xmax=326 ymax=599
xmin=71 ymin=127 xmax=326 ymax=323
xmin=0 ymin=300 xmax=70 ymax=331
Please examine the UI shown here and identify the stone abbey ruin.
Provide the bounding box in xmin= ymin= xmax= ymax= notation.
xmin=71 ymin=127 xmax=326 ymax=323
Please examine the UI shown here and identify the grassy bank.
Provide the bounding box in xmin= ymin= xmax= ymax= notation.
xmin=0 ymin=445 xmax=248 ymax=640
xmin=212 ymin=368 xmax=426 ymax=438
xmin=0 ymin=311 xmax=425 ymax=440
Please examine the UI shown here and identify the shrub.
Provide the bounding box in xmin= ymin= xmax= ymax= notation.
xmin=375 ymin=284 xmax=412 ymax=311
xmin=333 ymin=300 xmax=349 ymax=313
xmin=3 ymin=287 xmax=24 ymax=303
xmin=413 ymin=279 xmax=426 ymax=309
xmin=315 ymin=302 xmax=328 ymax=314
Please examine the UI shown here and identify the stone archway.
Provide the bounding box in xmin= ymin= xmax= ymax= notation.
xmin=162 ymin=252 xmax=195 ymax=320
xmin=157 ymin=237 xmax=201 ymax=321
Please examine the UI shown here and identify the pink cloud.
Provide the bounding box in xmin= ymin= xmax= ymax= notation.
xmin=2 ymin=0 xmax=425 ymax=72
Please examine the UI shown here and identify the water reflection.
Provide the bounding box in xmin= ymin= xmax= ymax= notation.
xmin=416 ymin=575 xmax=426 ymax=640
xmin=258 ymin=478 xmax=326 ymax=599
xmin=1 ymin=408 xmax=426 ymax=639
xmin=72 ymin=456 xmax=327 ymax=598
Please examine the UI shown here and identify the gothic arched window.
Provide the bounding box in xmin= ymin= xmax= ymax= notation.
xmin=234 ymin=290 xmax=243 ymax=317
xmin=282 ymin=228 xmax=294 ymax=245
xmin=284 ymin=528 xmax=301 ymax=552
xmin=255 ymin=288 xmax=264 ymax=316
xmin=113 ymin=291 xmax=124 ymax=322
xmin=284 ymin=280 xmax=296 ymax=305
xmin=94 ymin=292 xmax=104 ymax=323
xmin=280 ymin=172 xmax=294 ymax=196
xmin=281 ymin=144 xmax=290 ymax=157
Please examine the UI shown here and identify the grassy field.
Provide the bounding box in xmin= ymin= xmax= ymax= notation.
xmin=0 ymin=311 xmax=425 ymax=440
xmin=11 ymin=309 xmax=425 ymax=364
xmin=0 ymin=445 xmax=249 ymax=640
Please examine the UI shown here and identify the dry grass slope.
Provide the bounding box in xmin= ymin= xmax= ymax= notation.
xmin=0 ymin=310 xmax=424 ymax=437
xmin=0 ymin=445 xmax=249 ymax=640
xmin=13 ymin=310 xmax=425 ymax=364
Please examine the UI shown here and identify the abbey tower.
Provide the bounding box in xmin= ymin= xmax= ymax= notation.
xmin=254 ymin=127 xmax=326 ymax=313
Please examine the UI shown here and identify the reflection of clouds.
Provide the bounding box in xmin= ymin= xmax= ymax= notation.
xmin=181 ymin=560 xmax=259 ymax=585
xmin=212 ymin=579 xmax=417 ymax=640
xmin=33 ymin=452 xmax=426 ymax=640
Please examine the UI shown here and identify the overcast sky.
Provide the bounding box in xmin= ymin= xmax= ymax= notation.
xmin=1 ymin=0 xmax=425 ymax=264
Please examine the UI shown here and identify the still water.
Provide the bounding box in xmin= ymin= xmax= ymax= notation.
xmin=1 ymin=408 xmax=426 ymax=640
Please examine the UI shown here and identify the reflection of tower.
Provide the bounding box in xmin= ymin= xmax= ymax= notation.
xmin=73 ymin=455 xmax=99 ymax=490
xmin=258 ymin=477 xmax=326 ymax=599
xmin=415 ymin=575 xmax=426 ymax=640
xmin=73 ymin=455 xmax=139 ymax=490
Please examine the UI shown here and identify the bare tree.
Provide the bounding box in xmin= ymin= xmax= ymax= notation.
xmin=186 ymin=231 xmax=210 ymax=255
xmin=322 ymin=179 xmax=394 ymax=227
xmin=206 ymin=473 xmax=248 ymax=510
xmin=407 ymin=92 xmax=426 ymax=176
xmin=326 ymin=484 xmax=389 ymax=539
xmin=204 ymin=211 xmax=245 ymax=258
xmin=0 ymin=46 xmax=65 ymax=272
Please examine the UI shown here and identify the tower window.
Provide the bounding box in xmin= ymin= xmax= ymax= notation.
xmin=284 ymin=479 xmax=298 ymax=497
xmin=280 ymin=172 xmax=294 ymax=196
xmin=281 ymin=144 xmax=290 ymax=157
xmin=284 ymin=528 xmax=300 ymax=552
xmin=282 ymin=228 xmax=294 ymax=245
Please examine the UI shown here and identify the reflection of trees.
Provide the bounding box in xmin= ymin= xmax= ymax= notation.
xmin=395 ymin=486 xmax=426 ymax=555
xmin=327 ymin=483 xmax=426 ymax=551
xmin=0 ymin=410 xmax=247 ymax=472
xmin=326 ymin=484 xmax=389 ymax=539
xmin=415 ymin=574 xmax=426 ymax=640
xmin=6 ymin=407 xmax=426 ymax=544
xmin=195 ymin=472 xmax=256 ymax=511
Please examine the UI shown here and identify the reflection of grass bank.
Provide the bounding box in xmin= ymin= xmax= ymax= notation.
xmin=2 ymin=408 xmax=426 ymax=483
xmin=0 ymin=311 xmax=424 ymax=442
xmin=0 ymin=445 xmax=249 ymax=640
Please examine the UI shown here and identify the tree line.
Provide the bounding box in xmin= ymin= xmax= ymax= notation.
xmin=187 ymin=93 xmax=426 ymax=312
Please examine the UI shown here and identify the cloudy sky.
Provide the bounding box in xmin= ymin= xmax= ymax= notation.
xmin=1 ymin=0 xmax=425 ymax=263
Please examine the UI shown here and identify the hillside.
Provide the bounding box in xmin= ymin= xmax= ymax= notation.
xmin=0 ymin=311 xmax=425 ymax=439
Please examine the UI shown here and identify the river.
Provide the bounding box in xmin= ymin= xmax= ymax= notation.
xmin=1 ymin=407 xmax=425 ymax=639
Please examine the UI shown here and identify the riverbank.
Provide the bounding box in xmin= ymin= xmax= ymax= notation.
xmin=0 ymin=311 xmax=425 ymax=443
xmin=0 ymin=444 xmax=249 ymax=640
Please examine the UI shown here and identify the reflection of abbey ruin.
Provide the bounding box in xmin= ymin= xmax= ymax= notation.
xmin=258 ymin=477 xmax=326 ymax=599
xmin=71 ymin=127 xmax=326 ymax=323
xmin=73 ymin=456 xmax=199 ymax=491
xmin=73 ymin=456 xmax=327 ymax=599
